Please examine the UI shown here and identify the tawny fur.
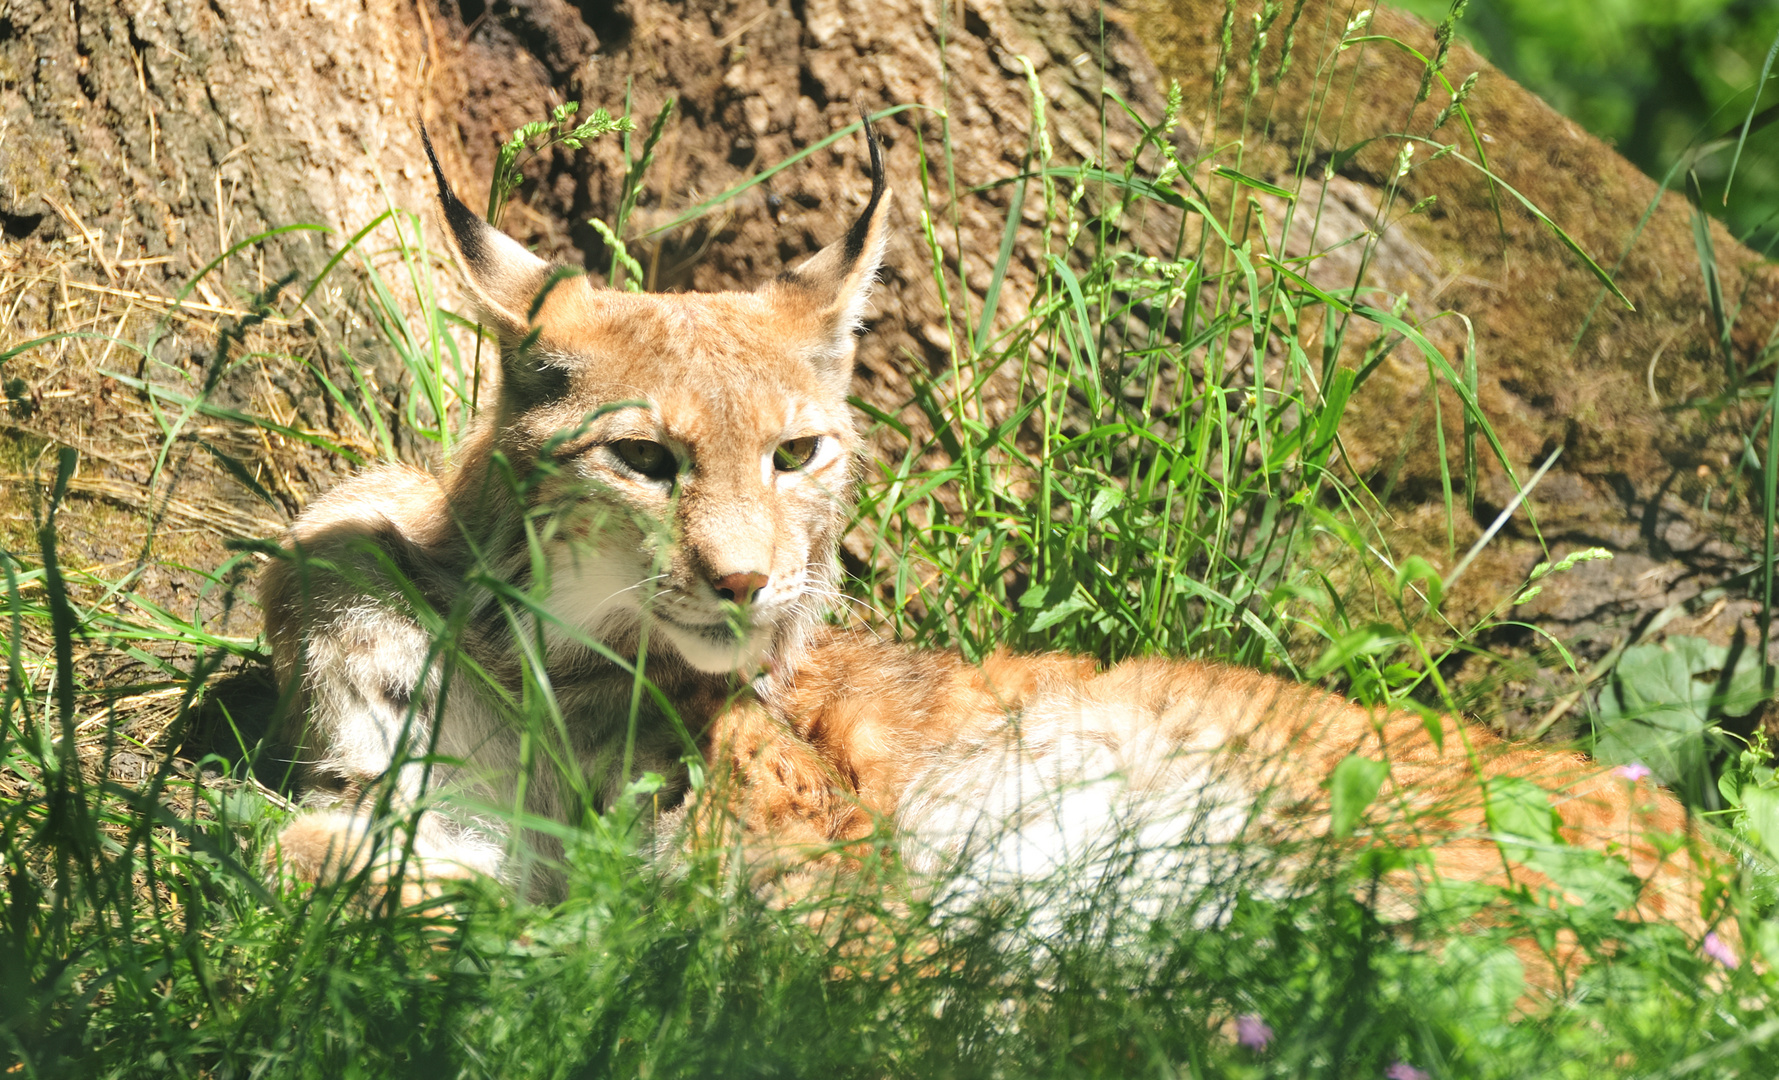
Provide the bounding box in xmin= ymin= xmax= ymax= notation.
xmin=264 ymin=119 xmax=1720 ymax=955
xmin=729 ymin=633 xmax=1711 ymax=933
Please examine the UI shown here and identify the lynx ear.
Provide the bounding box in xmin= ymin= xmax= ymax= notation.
xmin=421 ymin=125 xmax=551 ymax=336
xmin=767 ymin=109 xmax=892 ymax=380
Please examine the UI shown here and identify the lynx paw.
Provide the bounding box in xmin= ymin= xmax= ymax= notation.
xmin=271 ymin=810 xmax=492 ymax=910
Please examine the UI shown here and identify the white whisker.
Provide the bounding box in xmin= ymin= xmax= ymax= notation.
xmin=834 ymin=592 xmax=890 ymax=628
xmin=582 ymin=573 xmax=670 ymax=623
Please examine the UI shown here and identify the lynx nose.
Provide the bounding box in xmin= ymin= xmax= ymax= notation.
xmin=713 ymin=571 xmax=770 ymax=605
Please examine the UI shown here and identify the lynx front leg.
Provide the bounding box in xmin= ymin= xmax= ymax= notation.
xmin=280 ymin=602 xmax=442 ymax=797
xmin=266 ymin=600 xmax=505 ymax=900
xmin=261 ymin=464 xmax=503 ymax=899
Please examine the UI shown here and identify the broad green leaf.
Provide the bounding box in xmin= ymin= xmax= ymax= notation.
xmin=1089 ymin=487 xmax=1125 ymax=522
xmin=1485 ymin=776 xmax=1559 ymax=862
xmin=1308 ymin=622 xmax=1406 ymax=680
xmin=1415 ymin=702 xmax=1446 ymax=754
xmin=1027 ymin=593 xmax=1094 ymax=634
xmin=1594 ymin=635 xmax=1770 ymax=803
xmin=1528 ymin=846 xmax=1638 ymax=913
xmin=1741 ymin=787 xmax=1779 ymax=863
xmin=1019 ymin=575 xmax=1074 ymax=611
xmin=1328 ymin=754 xmax=1390 ymax=839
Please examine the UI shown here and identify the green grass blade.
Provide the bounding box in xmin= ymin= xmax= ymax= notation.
xmin=1723 ymin=28 xmax=1779 ymax=209
xmin=1431 ymin=143 xmax=1634 ymax=310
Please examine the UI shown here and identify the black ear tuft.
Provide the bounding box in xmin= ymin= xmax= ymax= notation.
xmin=418 ymin=121 xmax=552 ymax=335
xmin=841 ymin=106 xmax=886 ymax=264
xmin=420 ymin=123 xmax=490 ymax=267
xmin=763 ymin=104 xmax=894 ymax=384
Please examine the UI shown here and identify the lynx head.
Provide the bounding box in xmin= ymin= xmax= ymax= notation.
xmin=421 ymin=119 xmax=890 ymax=677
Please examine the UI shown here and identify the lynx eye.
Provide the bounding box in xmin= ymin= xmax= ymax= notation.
xmin=609 ymin=439 xmax=677 ymax=481
xmin=773 ymin=436 xmax=822 ymax=472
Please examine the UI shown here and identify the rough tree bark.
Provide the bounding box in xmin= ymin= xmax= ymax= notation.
xmin=0 ymin=0 xmax=1772 ymax=733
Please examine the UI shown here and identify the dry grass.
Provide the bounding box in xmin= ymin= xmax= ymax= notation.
xmin=0 ymin=209 xmax=464 ymax=818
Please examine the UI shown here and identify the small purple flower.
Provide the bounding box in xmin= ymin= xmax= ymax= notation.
xmin=1703 ymin=931 xmax=1740 ymax=970
xmin=1613 ymin=762 xmax=1653 ymax=782
xmin=1385 ymin=1064 xmax=1430 ymax=1080
xmin=1235 ymin=1013 xmax=1273 ymax=1051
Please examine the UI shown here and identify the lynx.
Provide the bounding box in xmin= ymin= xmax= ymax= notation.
xmin=266 ymin=118 xmax=1716 ymax=940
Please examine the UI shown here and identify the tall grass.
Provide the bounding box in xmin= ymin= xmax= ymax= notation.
xmin=4 ymin=4 xmax=1779 ymax=1076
